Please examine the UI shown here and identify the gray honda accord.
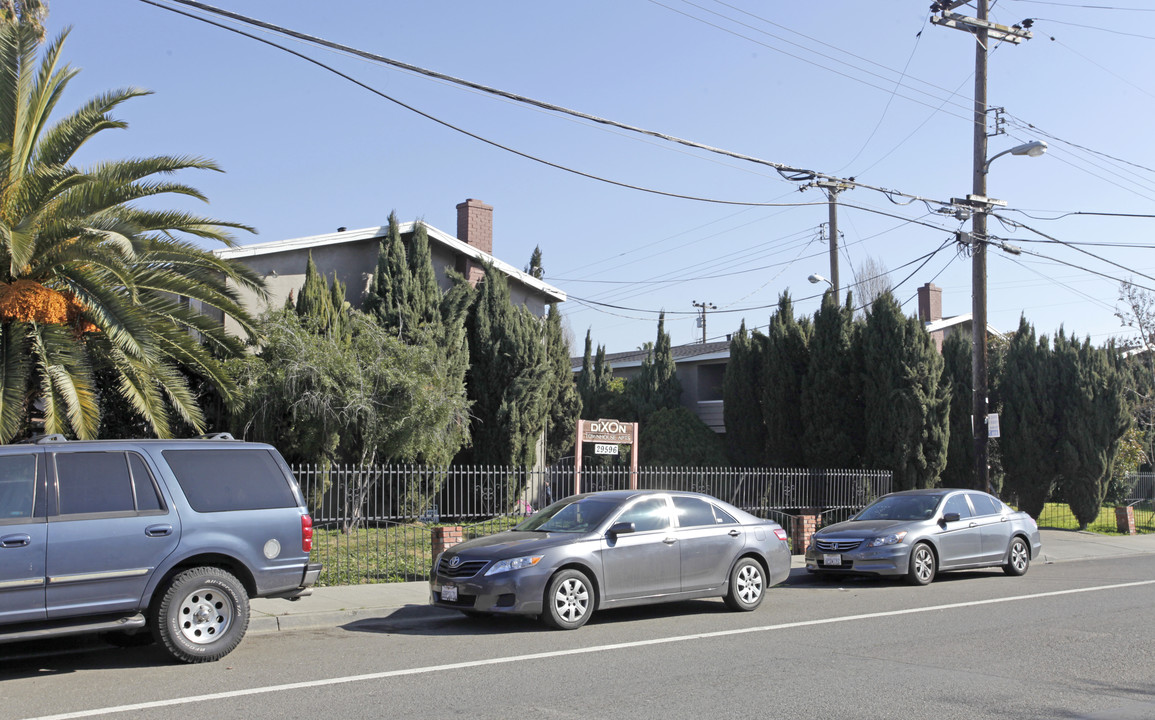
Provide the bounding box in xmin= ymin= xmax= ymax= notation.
xmin=805 ymin=488 xmax=1042 ymax=585
xmin=430 ymin=490 xmax=791 ymax=629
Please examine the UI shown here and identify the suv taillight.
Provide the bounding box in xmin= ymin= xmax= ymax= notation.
xmin=301 ymin=514 xmax=314 ymax=552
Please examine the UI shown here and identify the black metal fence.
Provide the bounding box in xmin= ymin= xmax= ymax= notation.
xmin=1032 ymin=472 xmax=1155 ymax=534
xmin=295 ymin=463 xmax=892 ymax=585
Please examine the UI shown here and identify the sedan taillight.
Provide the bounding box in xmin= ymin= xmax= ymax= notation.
xmin=773 ymin=528 xmax=788 ymax=542
xmin=302 ymin=514 xmax=314 ymax=552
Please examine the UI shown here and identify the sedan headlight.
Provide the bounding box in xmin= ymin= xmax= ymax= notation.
xmin=485 ymin=555 xmax=544 ymax=575
xmin=867 ymin=531 xmax=907 ymax=547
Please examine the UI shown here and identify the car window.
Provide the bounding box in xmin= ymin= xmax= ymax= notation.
xmin=967 ymin=492 xmax=1002 ymax=517
xmin=671 ymin=496 xmax=720 ymax=527
xmin=129 ymin=453 xmax=165 ymax=512
xmin=55 ymin=452 xmax=136 ymax=515
xmin=617 ymin=497 xmax=671 ymax=532
xmin=856 ymin=494 xmax=941 ymax=521
xmin=164 ymin=449 xmax=297 ymax=513
xmin=516 ymin=496 xmax=619 ymax=532
xmin=0 ymin=454 xmax=37 ymax=520
xmin=942 ymin=494 xmax=972 ymax=519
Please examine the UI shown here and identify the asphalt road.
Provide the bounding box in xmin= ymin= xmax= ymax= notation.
xmin=4 ymin=556 xmax=1155 ymax=720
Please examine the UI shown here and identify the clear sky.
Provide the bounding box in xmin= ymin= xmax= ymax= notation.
xmin=47 ymin=0 xmax=1155 ymax=353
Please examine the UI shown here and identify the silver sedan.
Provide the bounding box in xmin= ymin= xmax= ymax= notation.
xmin=805 ymin=488 xmax=1042 ymax=585
xmin=430 ymin=490 xmax=791 ymax=629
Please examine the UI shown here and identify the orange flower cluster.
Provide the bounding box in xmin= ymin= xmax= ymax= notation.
xmin=0 ymin=280 xmax=99 ymax=334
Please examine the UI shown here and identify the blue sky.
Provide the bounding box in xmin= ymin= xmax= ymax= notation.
xmin=49 ymin=0 xmax=1155 ymax=353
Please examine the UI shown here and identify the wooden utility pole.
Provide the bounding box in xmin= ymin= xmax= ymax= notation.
xmin=932 ymin=0 xmax=1031 ymax=494
xmin=815 ymin=181 xmax=852 ymax=297
xmin=693 ymin=301 xmax=716 ymax=344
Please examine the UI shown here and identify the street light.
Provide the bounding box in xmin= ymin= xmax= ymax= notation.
xmin=808 ymin=273 xmax=832 ymax=287
xmin=971 ymin=138 xmax=1047 ymax=494
xmin=983 ymin=140 xmax=1047 ymax=173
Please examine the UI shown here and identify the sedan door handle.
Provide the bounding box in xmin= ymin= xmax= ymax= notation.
xmin=145 ymin=524 xmax=174 ymax=538
xmin=968 ymin=522 xmax=977 ymax=528
xmin=728 ymin=529 xmax=742 ymax=537
xmin=663 ymin=537 xmax=677 ymax=545
xmin=1 ymin=533 xmax=31 ymax=548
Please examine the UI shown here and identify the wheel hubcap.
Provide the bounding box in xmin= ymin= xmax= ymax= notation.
xmin=1012 ymin=541 xmax=1028 ymax=569
xmin=736 ymin=565 xmax=763 ymax=604
xmin=178 ymin=588 xmax=232 ymax=645
xmin=914 ymin=549 xmax=933 ymax=581
xmin=554 ymin=578 xmax=588 ymax=622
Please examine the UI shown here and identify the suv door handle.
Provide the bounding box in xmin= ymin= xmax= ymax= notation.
xmin=1 ymin=534 xmax=31 ymax=548
xmin=145 ymin=524 xmax=174 ymax=538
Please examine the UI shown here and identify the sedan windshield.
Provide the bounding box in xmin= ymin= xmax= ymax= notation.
xmin=855 ymin=494 xmax=942 ymax=522
xmin=515 ymin=496 xmax=620 ymax=533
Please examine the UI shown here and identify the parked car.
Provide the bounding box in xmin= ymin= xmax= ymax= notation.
xmin=805 ymin=488 xmax=1041 ymax=585
xmin=430 ymin=490 xmax=791 ymax=629
xmin=0 ymin=434 xmax=320 ymax=663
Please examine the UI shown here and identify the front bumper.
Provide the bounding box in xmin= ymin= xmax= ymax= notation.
xmin=430 ymin=564 xmax=554 ymax=616
xmin=805 ymin=544 xmax=908 ymax=576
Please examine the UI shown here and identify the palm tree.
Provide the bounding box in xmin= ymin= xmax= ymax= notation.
xmin=0 ymin=22 xmax=266 ymax=441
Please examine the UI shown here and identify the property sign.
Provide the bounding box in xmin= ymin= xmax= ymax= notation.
xmin=987 ymin=413 xmax=1000 ymax=439
xmin=580 ymin=419 xmax=634 ymax=444
xmin=594 ymin=443 xmax=619 ymax=456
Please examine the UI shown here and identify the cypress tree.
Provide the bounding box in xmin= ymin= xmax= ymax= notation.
xmin=628 ymin=312 xmax=682 ymax=424
xmin=762 ymin=293 xmax=810 ymax=467
xmin=364 ymin=212 xmax=410 ymax=333
xmin=577 ymin=330 xmax=596 ymax=416
xmin=940 ymin=331 xmax=975 ymax=489
xmin=1001 ymin=317 xmax=1059 ymax=518
xmin=544 ymin=304 xmax=581 ymax=464
xmin=859 ymin=292 xmax=949 ymax=490
xmin=801 ymin=290 xmax=863 ymax=469
xmin=723 ymin=320 xmax=768 ymax=466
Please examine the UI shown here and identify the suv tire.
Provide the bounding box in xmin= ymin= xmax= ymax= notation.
xmin=151 ymin=567 xmax=250 ymax=663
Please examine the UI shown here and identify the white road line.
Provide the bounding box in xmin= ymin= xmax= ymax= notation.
xmin=22 ymin=579 xmax=1155 ymax=720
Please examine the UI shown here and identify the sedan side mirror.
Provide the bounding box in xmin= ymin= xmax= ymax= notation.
xmin=941 ymin=512 xmax=961 ymax=524
xmin=608 ymin=521 xmax=636 ymax=538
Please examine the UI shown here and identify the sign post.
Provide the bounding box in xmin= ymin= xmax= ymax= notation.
xmin=575 ymin=419 xmax=639 ymax=494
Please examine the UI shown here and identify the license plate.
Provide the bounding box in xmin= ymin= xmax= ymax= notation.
xmin=441 ymin=584 xmax=458 ymax=602
xmin=823 ymin=553 xmax=842 ymax=567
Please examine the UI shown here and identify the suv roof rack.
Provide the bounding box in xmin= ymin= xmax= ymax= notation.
xmin=33 ymin=434 xmax=69 ymax=444
xmin=197 ymin=432 xmax=236 ymax=441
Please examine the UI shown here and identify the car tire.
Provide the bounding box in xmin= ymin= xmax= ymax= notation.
xmin=541 ymin=569 xmax=593 ymax=630
xmin=724 ymin=557 xmax=766 ymax=611
xmin=1003 ymin=536 xmax=1031 ymax=576
xmin=906 ymin=542 xmax=937 ymax=586
xmin=151 ymin=567 xmax=249 ymax=663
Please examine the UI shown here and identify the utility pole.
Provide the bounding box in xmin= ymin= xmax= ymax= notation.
xmin=692 ymin=301 xmax=716 ymax=344
xmin=932 ymin=0 xmax=1032 ymax=494
xmin=810 ymin=181 xmax=852 ymax=298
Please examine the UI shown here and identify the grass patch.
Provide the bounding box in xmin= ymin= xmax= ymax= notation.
xmin=1034 ymin=502 xmax=1155 ymax=535
xmin=309 ymin=516 xmax=528 ymax=586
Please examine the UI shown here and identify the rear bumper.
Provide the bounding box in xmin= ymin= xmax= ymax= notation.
xmin=264 ymin=562 xmax=323 ymax=600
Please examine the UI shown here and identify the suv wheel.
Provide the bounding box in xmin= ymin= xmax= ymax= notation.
xmin=151 ymin=567 xmax=250 ymax=663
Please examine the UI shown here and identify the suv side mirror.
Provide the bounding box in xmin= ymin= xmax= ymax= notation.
xmin=941 ymin=512 xmax=961 ymax=523
xmin=608 ymin=521 xmax=636 ymax=538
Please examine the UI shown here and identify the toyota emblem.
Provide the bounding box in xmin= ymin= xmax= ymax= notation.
xmin=448 ymin=556 xmax=462 ymax=568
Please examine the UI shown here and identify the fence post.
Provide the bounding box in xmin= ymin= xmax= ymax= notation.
xmin=789 ymin=508 xmax=821 ymax=556
xmin=432 ymin=525 xmax=465 ymax=559
xmin=1115 ymin=505 xmax=1137 ymax=535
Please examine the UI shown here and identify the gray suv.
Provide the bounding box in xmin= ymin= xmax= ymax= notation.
xmin=0 ymin=434 xmax=320 ymax=663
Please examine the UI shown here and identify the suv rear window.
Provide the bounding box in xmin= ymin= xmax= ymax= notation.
xmin=163 ymin=449 xmax=297 ymax=513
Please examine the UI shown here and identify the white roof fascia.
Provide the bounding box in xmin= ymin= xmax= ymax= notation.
xmin=214 ymin=221 xmax=565 ymax=302
xmin=924 ymin=312 xmax=1004 ymax=339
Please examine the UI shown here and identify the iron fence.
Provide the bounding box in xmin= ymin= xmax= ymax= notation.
xmin=1031 ymin=472 xmax=1155 ymax=534
xmin=295 ymin=463 xmax=891 ymax=585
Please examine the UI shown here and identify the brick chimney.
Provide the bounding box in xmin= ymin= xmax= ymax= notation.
xmin=456 ymin=199 xmax=493 ymax=255
xmin=917 ymin=283 xmax=942 ymax=323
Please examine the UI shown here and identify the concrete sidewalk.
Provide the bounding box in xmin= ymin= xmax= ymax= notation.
xmin=248 ymin=528 xmax=1155 ymax=635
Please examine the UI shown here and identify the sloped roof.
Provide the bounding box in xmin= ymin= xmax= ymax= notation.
xmin=572 ymin=340 xmax=731 ymax=371
xmin=925 ymin=312 xmax=1005 ymax=339
xmin=213 ymin=220 xmax=566 ymax=303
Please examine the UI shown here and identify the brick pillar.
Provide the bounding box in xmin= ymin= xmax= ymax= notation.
xmin=790 ymin=509 xmax=821 ymax=555
xmin=432 ymin=525 xmax=465 ymax=558
xmin=1116 ymin=506 xmax=1137 ymax=535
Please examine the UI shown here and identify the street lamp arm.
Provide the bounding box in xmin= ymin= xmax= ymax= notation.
xmin=983 ymin=140 xmax=1047 ymax=173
